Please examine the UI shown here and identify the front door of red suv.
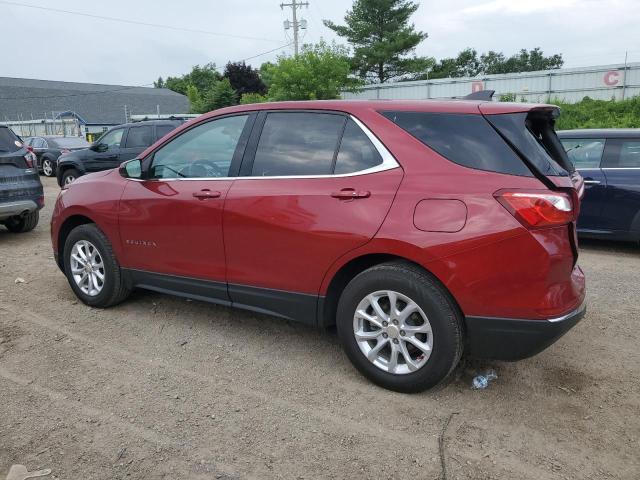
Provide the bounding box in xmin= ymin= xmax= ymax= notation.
xmin=223 ymin=111 xmax=403 ymax=322
xmin=118 ymin=114 xmax=252 ymax=300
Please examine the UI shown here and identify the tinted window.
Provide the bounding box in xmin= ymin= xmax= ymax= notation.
xmin=0 ymin=127 xmax=22 ymax=152
xmin=334 ymin=119 xmax=383 ymax=174
xmin=99 ymin=129 xmax=124 ymax=149
xmin=125 ymin=126 xmax=153 ymax=148
xmin=618 ymin=141 xmax=640 ymax=168
xmin=150 ymin=115 xmax=248 ymax=179
xmin=50 ymin=137 xmax=89 ymax=149
xmin=32 ymin=138 xmax=46 ymax=149
xmin=560 ymin=138 xmax=605 ymax=169
xmin=251 ymin=112 xmax=344 ymax=177
xmin=382 ymin=111 xmax=532 ymax=176
xmin=156 ymin=125 xmax=176 ymax=140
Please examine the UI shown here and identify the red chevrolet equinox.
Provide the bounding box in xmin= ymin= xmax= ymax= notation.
xmin=51 ymin=99 xmax=586 ymax=392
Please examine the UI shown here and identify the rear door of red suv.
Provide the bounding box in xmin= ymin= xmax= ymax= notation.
xmin=222 ymin=110 xmax=403 ymax=322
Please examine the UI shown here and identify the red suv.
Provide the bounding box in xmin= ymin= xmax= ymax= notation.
xmin=51 ymin=100 xmax=586 ymax=392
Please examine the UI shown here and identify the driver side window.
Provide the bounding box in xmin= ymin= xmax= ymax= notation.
xmin=150 ymin=115 xmax=248 ymax=179
xmin=100 ymin=129 xmax=124 ymax=150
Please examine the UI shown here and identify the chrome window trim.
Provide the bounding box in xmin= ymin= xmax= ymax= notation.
xmin=130 ymin=114 xmax=400 ymax=182
xmin=601 ymin=167 xmax=640 ymax=170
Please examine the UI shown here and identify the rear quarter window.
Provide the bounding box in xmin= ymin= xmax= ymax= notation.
xmin=0 ymin=127 xmax=22 ymax=153
xmin=381 ymin=111 xmax=532 ymax=176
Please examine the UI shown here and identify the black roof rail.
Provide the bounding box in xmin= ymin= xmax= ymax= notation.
xmin=463 ymin=89 xmax=495 ymax=101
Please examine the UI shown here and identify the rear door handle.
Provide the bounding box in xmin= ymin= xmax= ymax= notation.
xmin=193 ymin=189 xmax=222 ymax=200
xmin=583 ymin=180 xmax=601 ymax=185
xmin=330 ymin=188 xmax=371 ymax=200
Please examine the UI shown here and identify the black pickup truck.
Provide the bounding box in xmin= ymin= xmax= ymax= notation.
xmin=0 ymin=126 xmax=43 ymax=233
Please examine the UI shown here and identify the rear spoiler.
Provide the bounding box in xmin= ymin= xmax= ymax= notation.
xmin=463 ymin=90 xmax=495 ymax=101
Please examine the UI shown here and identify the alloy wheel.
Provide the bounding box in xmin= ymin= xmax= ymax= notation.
xmin=70 ymin=240 xmax=105 ymax=296
xmin=42 ymin=160 xmax=53 ymax=176
xmin=353 ymin=290 xmax=433 ymax=375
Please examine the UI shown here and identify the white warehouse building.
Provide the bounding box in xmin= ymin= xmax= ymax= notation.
xmin=342 ymin=62 xmax=640 ymax=103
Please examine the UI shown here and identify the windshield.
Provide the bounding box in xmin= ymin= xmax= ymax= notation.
xmin=0 ymin=127 xmax=22 ymax=153
xmin=51 ymin=137 xmax=90 ymax=149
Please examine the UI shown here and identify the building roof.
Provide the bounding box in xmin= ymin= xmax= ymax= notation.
xmin=0 ymin=77 xmax=189 ymax=125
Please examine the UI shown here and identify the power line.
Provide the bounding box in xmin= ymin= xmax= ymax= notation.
xmin=0 ymin=43 xmax=292 ymax=100
xmin=0 ymin=0 xmax=281 ymax=43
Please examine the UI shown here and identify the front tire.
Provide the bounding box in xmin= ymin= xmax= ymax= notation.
xmin=61 ymin=168 xmax=80 ymax=187
xmin=336 ymin=262 xmax=463 ymax=393
xmin=63 ymin=224 xmax=132 ymax=307
xmin=4 ymin=211 xmax=39 ymax=233
xmin=42 ymin=158 xmax=55 ymax=177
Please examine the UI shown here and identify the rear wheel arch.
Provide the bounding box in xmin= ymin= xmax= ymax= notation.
xmin=320 ymin=253 xmax=464 ymax=328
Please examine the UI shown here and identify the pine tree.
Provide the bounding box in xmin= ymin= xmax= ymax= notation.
xmin=324 ymin=0 xmax=431 ymax=83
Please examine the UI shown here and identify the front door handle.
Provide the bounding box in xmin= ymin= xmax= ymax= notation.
xmin=193 ymin=189 xmax=221 ymax=200
xmin=330 ymin=188 xmax=371 ymax=200
xmin=583 ymin=179 xmax=601 ymax=185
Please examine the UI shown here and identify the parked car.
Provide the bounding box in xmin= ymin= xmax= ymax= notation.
xmin=24 ymin=136 xmax=89 ymax=177
xmin=558 ymin=129 xmax=640 ymax=242
xmin=0 ymin=126 xmax=43 ymax=233
xmin=51 ymin=100 xmax=585 ymax=392
xmin=56 ymin=119 xmax=184 ymax=187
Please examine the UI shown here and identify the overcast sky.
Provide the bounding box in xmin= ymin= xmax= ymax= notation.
xmin=1 ymin=0 xmax=638 ymax=86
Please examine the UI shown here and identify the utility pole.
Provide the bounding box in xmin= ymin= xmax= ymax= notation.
xmin=281 ymin=0 xmax=309 ymax=56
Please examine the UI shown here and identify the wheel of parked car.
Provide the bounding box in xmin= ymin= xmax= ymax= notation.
xmin=42 ymin=158 xmax=55 ymax=177
xmin=4 ymin=211 xmax=39 ymax=233
xmin=61 ymin=168 xmax=80 ymax=186
xmin=63 ymin=224 xmax=132 ymax=308
xmin=336 ymin=262 xmax=463 ymax=393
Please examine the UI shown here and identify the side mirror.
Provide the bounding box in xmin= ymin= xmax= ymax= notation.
xmin=119 ymin=159 xmax=143 ymax=179
xmin=91 ymin=143 xmax=108 ymax=153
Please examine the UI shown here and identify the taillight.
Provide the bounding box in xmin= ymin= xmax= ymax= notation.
xmin=24 ymin=151 xmax=36 ymax=169
xmin=495 ymin=190 xmax=575 ymax=229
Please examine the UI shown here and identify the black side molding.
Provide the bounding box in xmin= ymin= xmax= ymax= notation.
xmin=463 ymin=89 xmax=495 ymax=101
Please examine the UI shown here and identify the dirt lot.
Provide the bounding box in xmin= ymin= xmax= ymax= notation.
xmin=1 ymin=177 xmax=639 ymax=480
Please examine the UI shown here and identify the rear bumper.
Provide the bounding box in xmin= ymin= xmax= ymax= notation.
xmin=0 ymin=199 xmax=39 ymax=221
xmin=465 ymin=301 xmax=586 ymax=360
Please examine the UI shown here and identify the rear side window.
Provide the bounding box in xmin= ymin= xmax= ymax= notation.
xmin=618 ymin=141 xmax=640 ymax=167
xmin=334 ymin=119 xmax=383 ymax=174
xmin=156 ymin=125 xmax=176 ymax=140
xmin=560 ymin=138 xmax=605 ymax=169
xmin=0 ymin=127 xmax=22 ymax=152
xmin=125 ymin=126 xmax=153 ymax=148
xmin=251 ymin=112 xmax=344 ymax=176
xmin=382 ymin=111 xmax=532 ymax=176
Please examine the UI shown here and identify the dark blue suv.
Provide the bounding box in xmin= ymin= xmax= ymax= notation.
xmin=559 ymin=129 xmax=640 ymax=243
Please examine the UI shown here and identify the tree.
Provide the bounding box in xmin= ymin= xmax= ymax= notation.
xmin=324 ymin=0 xmax=432 ymax=83
xmin=262 ymin=41 xmax=362 ymax=101
xmin=201 ymin=78 xmax=238 ymax=112
xmin=240 ymin=92 xmax=268 ymax=105
xmin=425 ymin=47 xmax=564 ymax=79
xmin=186 ymin=84 xmax=204 ymax=114
xmin=164 ymin=63 xmax=221 ymax=96
xmin=154 ymin=76 xmax=165 ymax=88
xmin=223 ymin=62 xmax=266 ymax=96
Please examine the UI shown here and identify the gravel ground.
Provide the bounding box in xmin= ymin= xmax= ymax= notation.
xmin=1 ymin=177 xmax=639 ymax=480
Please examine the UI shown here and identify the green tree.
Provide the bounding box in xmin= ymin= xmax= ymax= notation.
xmin=201 ymin=78 xmax=238 ymax=112
xmin=153 ymin=76 xmax=165 ymax=88
xmin=186 ymin=84 xmax=204 ymax=114
xmin=263 ymin=41 xmax=361 ymax=101
xmin=164 ymin=63 xmax=221 ymax=95
xmin=240 ymin=92 xmax=268 ymax=105
xmin=323 ymin=0 xmax=432 ymax=83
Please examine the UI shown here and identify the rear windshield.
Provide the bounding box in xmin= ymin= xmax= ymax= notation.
xmin=50 ymin=137 xmax=89 ymax=149
xmin=381 ymin=111 xmax=532 ymax=176
xmin=0 ymin=127 xmax=22 ymax=153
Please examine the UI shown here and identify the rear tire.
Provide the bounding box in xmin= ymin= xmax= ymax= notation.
xmin=336 ymin=261 xmax=463 ymax=393
xmin=61 ymin=168 xmax=80 ymax=186
xmin=4 ymin=211 xmax=39 ymax=233
xmin=63 ymin=224 xmax=132 ymax=308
